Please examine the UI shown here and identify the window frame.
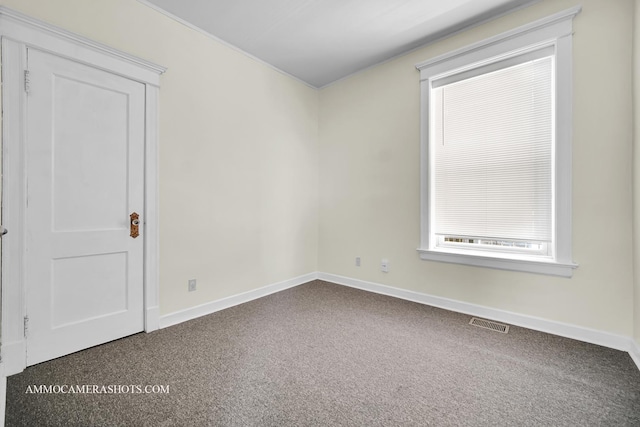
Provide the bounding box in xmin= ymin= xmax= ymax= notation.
xmin=416 ymin=7 xmax=581 ymax=277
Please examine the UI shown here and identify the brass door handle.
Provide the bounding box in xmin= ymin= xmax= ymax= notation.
xmin=130 ymin=212 xmax=140 ymax=238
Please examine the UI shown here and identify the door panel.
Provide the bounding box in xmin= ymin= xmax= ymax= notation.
xmin=25 ymin=48 xmax=145 ymax=366
xmin=51 ymin=252 xmax=129 ymax=328
xmin=52 ymin=75 xmax=130 ymax=232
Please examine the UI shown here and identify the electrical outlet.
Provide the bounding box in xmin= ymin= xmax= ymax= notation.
xmin=381 ymin=259 xmax=389 ymax=273
xmin=355 ymin=257 xmax=361 ymax=267
xmin=188 ymin=279 xmax=197 ymax=292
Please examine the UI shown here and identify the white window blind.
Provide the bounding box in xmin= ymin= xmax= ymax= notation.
xmin=431 ymin=53 xmax=553 ymax=245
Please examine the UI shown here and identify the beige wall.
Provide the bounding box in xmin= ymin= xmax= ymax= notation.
xmin=0 ymin=0 xmax=319 ymax=315
xmin=319 ymin=0 xmax=636 ymax=336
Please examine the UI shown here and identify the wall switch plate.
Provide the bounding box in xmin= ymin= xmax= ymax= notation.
xmin=188 ymin=279 xmax=197 ymax=292
xmin=381 ymin=259 xmax=389 ymax=273
xmin=356 ymin=257 xmax=361 ymax=267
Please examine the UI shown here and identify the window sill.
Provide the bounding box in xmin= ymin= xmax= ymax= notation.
xmin=417 ymin=248 xmax=578 ymax=277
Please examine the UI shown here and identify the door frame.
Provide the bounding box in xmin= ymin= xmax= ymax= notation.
xmin=0 ymin=6 xmax=166 ymax=376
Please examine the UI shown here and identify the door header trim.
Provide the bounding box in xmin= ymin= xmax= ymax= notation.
xmin=0 ymin=6 xmax=166 ymax=86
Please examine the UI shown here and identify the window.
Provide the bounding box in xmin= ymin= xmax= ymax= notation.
xmin=416 ymin=7 xmax=580 ymax=277
xmin=433 ymin=49 xmax=553 ymax=256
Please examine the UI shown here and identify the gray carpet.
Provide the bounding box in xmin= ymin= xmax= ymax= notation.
xmin=6 ymin=280 xmax=640 ymax=426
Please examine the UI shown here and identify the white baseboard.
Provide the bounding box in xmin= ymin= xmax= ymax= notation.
xmin=159 ymin=272 xmax=319 ymax=329
xmin=629 ymin=339 xmax=640 ymax=371
xmin=145 ymin=306 xmax=160 ymax=332
xmin=318 ymin=272 xmax=634 ymax=353
xmin=1 ymin=340 xmax=25 ymax=377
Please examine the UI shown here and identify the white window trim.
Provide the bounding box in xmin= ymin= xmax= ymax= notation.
xmin=415 ymin=6 xmax=581 ymax=278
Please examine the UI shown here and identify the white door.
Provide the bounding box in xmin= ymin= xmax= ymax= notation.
xmin=25 ymin=48 xmax=146 ymax=366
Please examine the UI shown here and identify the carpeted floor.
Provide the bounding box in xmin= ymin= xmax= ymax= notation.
xmin=6 ymin=280 xmax=640 ymax=426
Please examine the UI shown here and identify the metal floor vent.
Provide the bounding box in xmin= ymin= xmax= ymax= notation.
xmin=469 ymin=317 xmax=509 ymax=334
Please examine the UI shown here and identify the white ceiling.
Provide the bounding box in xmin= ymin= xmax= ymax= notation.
xmin=142 ymin=0 xmax=538 ymax=88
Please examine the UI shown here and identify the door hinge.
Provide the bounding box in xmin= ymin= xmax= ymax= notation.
xmin=24 ymin=69 xmax=30 ymax=94
xmin=23 ymin=315 xmax=29 ymax=337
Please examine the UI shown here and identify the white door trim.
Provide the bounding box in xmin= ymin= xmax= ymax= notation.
xmin=0 ymin=6 xmax=165 ymax=376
